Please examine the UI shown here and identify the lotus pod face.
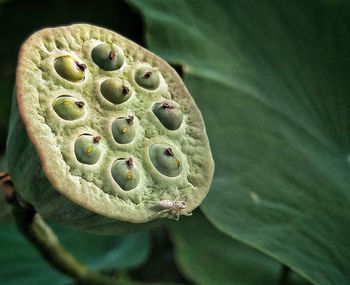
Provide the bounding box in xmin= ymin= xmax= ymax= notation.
xmin=6 ymin=24 xmax=214 ymax=234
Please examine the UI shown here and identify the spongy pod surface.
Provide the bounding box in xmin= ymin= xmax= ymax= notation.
xmin=6 ymin=24 xmax=214 ymax=234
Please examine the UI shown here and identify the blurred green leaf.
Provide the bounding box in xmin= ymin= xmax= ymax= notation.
xmin=0 ymin=154 xmax=12 ymax=222
xmin=0 ymin=224 xmax=69 ymax=285
xmin=129 ymin=227 xmax=189 ymax=284
xmin=0 ymin=82 xmax=12 ymax=123
xmin=0 ymin=197 xmax=12 ymax=223
xmin=0 ymin=82 xmax=12 ymax=152
xmin=60 ymin=227 xmax=151 ymax=271
xmin=128 ymin=0 xmax=350 ymax=284
xmin=0 ymin=153 xmax=7 ymax=171
xmin=0 ymin=197 xmax=13 ymax=222
xmin=0 ymin=223 xmax=150 ymax=285
xmin=0 ymin=0 xmax=11 ymax=4
xmin=169 ymin=211 xmax=281 ymax=285
xmin=0 ymin=197 xmax=11 ymax=222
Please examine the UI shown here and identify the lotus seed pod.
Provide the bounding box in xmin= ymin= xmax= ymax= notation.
xmin=53 ymin=96 xmax=85 ymax=120
xmin=91 ymin=43 xmax=124 ymax=71
xmin=112 ymin=116 xmax=136 ymax=144
xmin=153 ymin=100 xmax=183 ymax=130
xmin=111 ymin=158 xmax=140 ymax=191
xmin=134 ymin=67 xmax=160 ymax=90
xmin=6 ymin=24 xmax=214 ymax=235
xmin=74 ymin=135 xmax=102 ymax=165
xmin=54 ymin=55 xmax=86 ymax=82
xmin=100 ymin=78 xmax=132 ymax=104
xmin=149 ymin=144 xmax=182 ymax=177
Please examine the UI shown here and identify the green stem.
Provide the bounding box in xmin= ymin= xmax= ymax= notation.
xmin=12 ymin=199 xmax=120 ymax=285
xmin=11 ymin=197 xmax=183 ymax=285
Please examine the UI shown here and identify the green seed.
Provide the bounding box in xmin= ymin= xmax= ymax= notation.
xmin=111 ymin=115 xmax=136 ymax=144
xmin=134 ymin=67 xmax=160 ymax=90
xmin=91 ymin=43 xmax=124 ymax=71
xmin=152 ymin=100 xmax=183 ymax=130
xmin=53 ymin=96 xmax=85 ymax=120
xmin=54 ymin=55 xmax=86 ymax=82
xmin=100 ymin=78 xmax=131 ymax=104
xmin=74 ymin=135 xmax=102 ymax=165
xmin=111 ymin=158 xmax=140 ymax=190
xmin=149 ymin=144 xmax=182 ymax=177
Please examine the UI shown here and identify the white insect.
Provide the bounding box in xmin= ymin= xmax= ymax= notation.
xmin=156 ymin=199 xmax=192 ymax=221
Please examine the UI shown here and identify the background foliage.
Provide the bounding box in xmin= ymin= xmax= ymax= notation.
xmin=0 ymin=0 xmax=349 ymax=284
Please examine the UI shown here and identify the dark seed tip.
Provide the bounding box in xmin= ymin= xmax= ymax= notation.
xmin=109 ymin=50 xmax=116 ymax=60
xmin=127 ymin=158 xmax=133 ymax=168
xmin=121 ymin=85 xmax=130 ymax=95
xmin=76 ymin=62 xmax=87 ymax=71
xmin=93 ymin=136 xmax=101 ymax=144
xmin=144 ymin=71 xmax=152 ymax=79
xmin=75 ymin=101 xmax=85 ymax=108
xmin=165 ymin=148 xmax=174 ymax=156
xmin=162 ymin=103 xmax=174 ymax=109
xmin=126 ymin=115 xmax=134 ymax=125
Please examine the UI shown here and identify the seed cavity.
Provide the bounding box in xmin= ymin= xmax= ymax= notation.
xmin=152 ymin=100 xmax=183 ymax=130
xmin=134 ymin=67 xmax=160 ymax=90
xmin=149 ymin=144 xmax=182 ymax=177
xmin=74 ymin=134 xmax=102 ymax=165
xmin=53 ymin=96 xmax=85 ymax=121
xmin=100 ymin=78 xmax=132 ymax=104
xmin=54 ymin=55 xmax=86 ymax=82
xmin=111 ymin=158 xmax=140 ymax=191
xmin=91 ymin=43 xmax=124 ymax=71
xmin=111 ymin=116 xmax=136 ymax=144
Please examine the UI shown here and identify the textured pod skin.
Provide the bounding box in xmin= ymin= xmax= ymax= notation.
xmin=6 ymin=24 xmax=214 ymax=235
